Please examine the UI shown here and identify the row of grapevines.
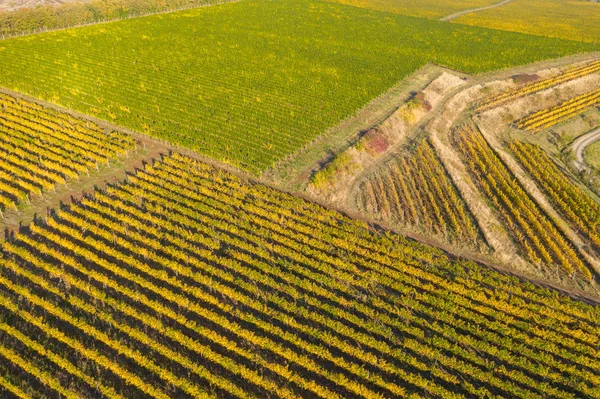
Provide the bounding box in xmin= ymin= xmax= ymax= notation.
xmin=477 ymin=59 xmax=600 ymax=111
xmin=356 ymin=139 xmax=480 ymax=244
xmin=511 ymin=141 xmax=600 ymax=251
xmin=454 ymin=122 xmax=593 ymax=279
xmin=515 ymin=87 xmax=600 ymax=132
xmin=0 ymin=152 xmax=598 ymax=398
xmin=0 ymin=93 xmax=136 ymax=212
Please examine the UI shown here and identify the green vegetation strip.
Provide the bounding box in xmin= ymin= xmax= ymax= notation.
xmin=0 ymin=0 xmax=596 ymax=173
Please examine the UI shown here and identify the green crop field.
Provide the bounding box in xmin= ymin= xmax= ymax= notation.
xmin=322 ymin=0 xmax=500 ymax=19
xmin=0 ymin=0 xmax=596 ymax=173
xmin=453 ymin=0 xmax=600 ymax=43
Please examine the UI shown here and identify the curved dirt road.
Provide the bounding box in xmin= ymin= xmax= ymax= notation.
xmin=571 ymin=127 xmax=600 ymax=170
xmin=440 ymin=0 xmax=513 ymax=22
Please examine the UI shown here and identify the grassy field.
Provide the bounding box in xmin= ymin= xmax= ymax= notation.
xmin=585 ymin=140 xmax=600 ymax=169
xmin=0 ymin=0 xmax=596 ymax=173
xmin=453 ymin=0 xmax=600 ymax=43
xmin=0 ymin=152 xmax=599 ymax=398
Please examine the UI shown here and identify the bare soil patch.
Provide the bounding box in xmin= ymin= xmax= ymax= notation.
xmin=512 ymin=73 xmax=539 ymax=84
xmin=0 ymin=0 xmax=86 ymax=12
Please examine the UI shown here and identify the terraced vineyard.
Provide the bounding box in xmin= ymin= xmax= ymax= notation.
xmin=477 ymin=59 xmax=600 ymax=111
xmin=511 ymin=141 xmax=600 ymax=251
xmin=356 ymin=139 xmax=480 ymax=244
xmin=0 ymin=0 xmax=595 ymax=173
xmin=0 ymin=152 xmax=599 ymax=398
xmin=0 ymin=93 xmax=136 ymax=213
xmin=454 ymin=122 xmax=593 ymax=279
xmin=515 ymin=88 xmax=600 ymax=132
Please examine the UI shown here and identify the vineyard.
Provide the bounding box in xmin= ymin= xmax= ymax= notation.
xmin=0 ymin=152 xmax=597 ymax=398
xmin=454 ymin=122 xmax=593 ymax=279
xmin=511 ymin=141 xmax=600 ymax=252
xmin=0 ymin=0 xmax=599 ymax=396
xmin=477 ymin=59 xmax=600 ymax=111
xmin=515 ymin=87 xmax=600 ymax=132
xmin=0 ymin=92 xmax=136 ymax=213
xmin=322 ymin=0 xmax=501 ymax=19
xmin=356 ymin=139 xmax=480 ymax=244
xmin=452 ymin=0 xmax=600 ymax=43
xmin=0 ymin=0 xmax=595 ymax=173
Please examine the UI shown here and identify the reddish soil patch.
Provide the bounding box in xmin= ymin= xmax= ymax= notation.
xmin=416 ymin=92 xmax=433 ymax=111
xmin=512 ymin=74 xmax=540 ymax=84
xmin=363 ymin=129 xmax=390 ymax=154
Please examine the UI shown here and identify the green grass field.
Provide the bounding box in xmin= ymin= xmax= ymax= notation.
xmin=0 ymin=0 xmax=596 ymax=173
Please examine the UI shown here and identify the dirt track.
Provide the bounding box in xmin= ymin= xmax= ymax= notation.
xmin=440 ymin=0 xmax=513 ymax=21
xmin=572 ymin=126 xmax=600 ymax=170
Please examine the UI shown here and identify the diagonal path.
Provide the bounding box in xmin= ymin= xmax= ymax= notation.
xmin=440 ymin=0 xmax=514 ymax=21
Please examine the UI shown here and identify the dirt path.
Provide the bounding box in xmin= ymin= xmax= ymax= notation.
xmin=572 ymin=127 xmax=600 ymax=170
xmin=440 ymin=0 xmax=513 ymax=22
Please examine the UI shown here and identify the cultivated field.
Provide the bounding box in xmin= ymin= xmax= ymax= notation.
xmin=0 ymin=0 xmax=596 ymax=173
xmin=322 ymin=0 xmax=501 ymax=19
xmin=0 ymin=0 xmax=599 ymax=397
xmin=453 ymin=0 xmax=600 ymax=43
xmin=1 ymin=151 xmax=599 ymax=398
xmin=455 ymin=122 xmax=592 ymax=279
xmin=0 ymin=92 xmax=136 ymax=214
xmin=354 ymin=138 xmax=482 ymax=247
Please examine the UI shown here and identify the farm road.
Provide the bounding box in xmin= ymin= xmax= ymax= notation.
xmin=572 ymin=126 xmax=600 ymax=170
xmin=440 ymin=0 xmax=514 ymax=21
